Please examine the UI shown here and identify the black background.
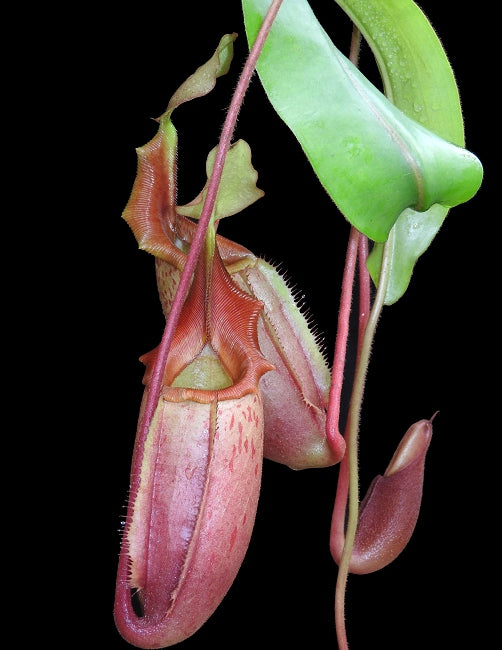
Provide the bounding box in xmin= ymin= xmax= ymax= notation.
xmin=35 ymin=1 xmax=495 ymax=648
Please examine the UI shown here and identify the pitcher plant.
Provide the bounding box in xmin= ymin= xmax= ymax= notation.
xmin=113 ymin=1 xmax=483 ymax=648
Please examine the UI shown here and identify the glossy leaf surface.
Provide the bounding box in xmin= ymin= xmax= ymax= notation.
xmin=336 ymin=0 xmax=481 ymax=303
xmin=243 ymin=0 xmax=483 ymax=301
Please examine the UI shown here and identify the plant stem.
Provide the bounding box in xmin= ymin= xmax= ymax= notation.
xmin=334 ymin=227 xmax=394 ymax=649
xmin=327 ymin=227 xmax=360 ymax=448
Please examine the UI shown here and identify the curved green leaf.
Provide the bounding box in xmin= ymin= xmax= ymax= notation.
xmin=366 ymin=204 xmax=447 ymax=302
xmin=336 ymin=0 xmax=464 ymax=145
xmin=336 ymin=0 xmax=479 ymax=303
xmin=242 ymin=0 xmax=482 ymax=301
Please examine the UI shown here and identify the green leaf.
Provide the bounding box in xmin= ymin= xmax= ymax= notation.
xmin=242 ymin=0 xmax=482 ymax=298
xmin=336 ymin=0 xmax=465 ymax=145
xmin=366 ymin=204 xmax=446 ymax=303
xmin=336 ymin=0 xmax=481 ymax=303
xmin=177 ymin=139 xmax=265 ymax=220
